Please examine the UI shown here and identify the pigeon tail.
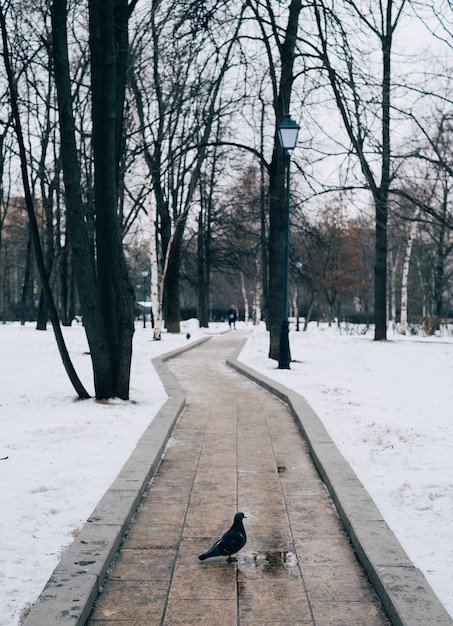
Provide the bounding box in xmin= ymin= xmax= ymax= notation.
xmin=198 ymin=512 xmax=247 ymax=561
xmin=198 ymin=539 xmax=227 ymax=560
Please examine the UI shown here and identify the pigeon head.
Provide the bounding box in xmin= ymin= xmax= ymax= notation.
xmin=234 ymin=512 xmax=246 ymax=522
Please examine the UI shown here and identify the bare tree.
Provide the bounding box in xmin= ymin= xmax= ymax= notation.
xmin=311 ymin=0 xmax=407 ymax=340
xmin=128 ymin=0 xmax=245 ymax=333
xmin=211 ymin=164 xmax=263 ymax=316
xmin=197 ymin=143 xmax=222 ymax=328
xmin=52 ymin=0 xmax=137 ymax=399
xmin=393 ymin=112 xmax=453 ymax=330
xmin=291 ymin=199 xmax=373 ymax=327
xmin=0 ymin=2 xmax=90 ymax=398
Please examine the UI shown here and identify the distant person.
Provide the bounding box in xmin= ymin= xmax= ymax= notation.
xmin=227 ymin=304 xmax=238 ymax=330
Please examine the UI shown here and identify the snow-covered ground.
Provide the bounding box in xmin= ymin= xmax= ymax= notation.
xmin=1 ymin=320 xmax=452 ymax=624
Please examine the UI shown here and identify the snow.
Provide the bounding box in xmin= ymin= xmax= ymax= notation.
xmin=1 ymin=320 xmax=452 ymax=624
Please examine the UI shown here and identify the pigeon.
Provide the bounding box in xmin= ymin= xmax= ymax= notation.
xmin=198 ymin=512 xmax=247 ymax=562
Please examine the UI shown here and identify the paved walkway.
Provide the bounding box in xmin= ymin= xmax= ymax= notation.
xmin=87 ymin=332 xmax=390 ymax=625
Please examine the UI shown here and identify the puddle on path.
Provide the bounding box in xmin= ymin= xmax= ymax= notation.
xmin=238 ymin=550 xmax=298 ymax=576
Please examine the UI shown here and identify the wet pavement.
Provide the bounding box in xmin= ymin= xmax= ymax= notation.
xmin=87 ymin=332 xmax=390 ymax=625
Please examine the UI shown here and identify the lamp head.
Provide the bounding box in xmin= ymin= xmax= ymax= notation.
xmin=278 ymin=115 xmax=300 ymax=151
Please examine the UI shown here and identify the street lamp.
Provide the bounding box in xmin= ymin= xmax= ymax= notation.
xmin=278 ymin=115 xmax=300 ymax=369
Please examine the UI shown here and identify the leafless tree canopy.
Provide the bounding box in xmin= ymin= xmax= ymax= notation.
xmin=1 ymin=0 xmax=453 ymax=393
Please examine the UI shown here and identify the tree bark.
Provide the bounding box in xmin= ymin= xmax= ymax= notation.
xmin=88 ymin=0 xmax=135 ymax=398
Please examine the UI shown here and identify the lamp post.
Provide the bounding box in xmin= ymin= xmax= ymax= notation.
xmin=277 ymin=115 xmax=300 ymax=369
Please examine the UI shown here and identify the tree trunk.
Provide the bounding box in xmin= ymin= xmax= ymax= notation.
xmin=400 ymin=212 xmax=419 ymax=334
xmin=89 ymin=0 xmax=135 ymax=398
xmin=374 ymin=194 xmax=388 ymax=339
xmin=36 ymin=289 xmax=48 ymax=330
xmin=373 ymin=2 xmax=397 ymax=340
xmin=164 ymin=219 xmax=186 ymax=333
xmin=253 ymin=279 xmax=261 ymax=325
xmin=388 ymin=246 xmax=399 ymax=327
xmin=20 ymin=230 xmax=33 ymax=324
xmin=259 ymin=99 xmax=269 ymax=327
xmin=60 ymin=241 xmax=70 ymax=325
xmin=240 ymin=271 xmax=249 ymax=323
xmin=303 ymin=295 xmax=316 ymax=331
xmin=197 ymin=209 xmax=209 ymax=328
xmin=433 ymin=210 xmax=448 ymax=321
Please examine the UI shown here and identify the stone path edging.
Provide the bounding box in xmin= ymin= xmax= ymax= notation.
xmin=226 ymin=339 xmax=452 ymax=626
